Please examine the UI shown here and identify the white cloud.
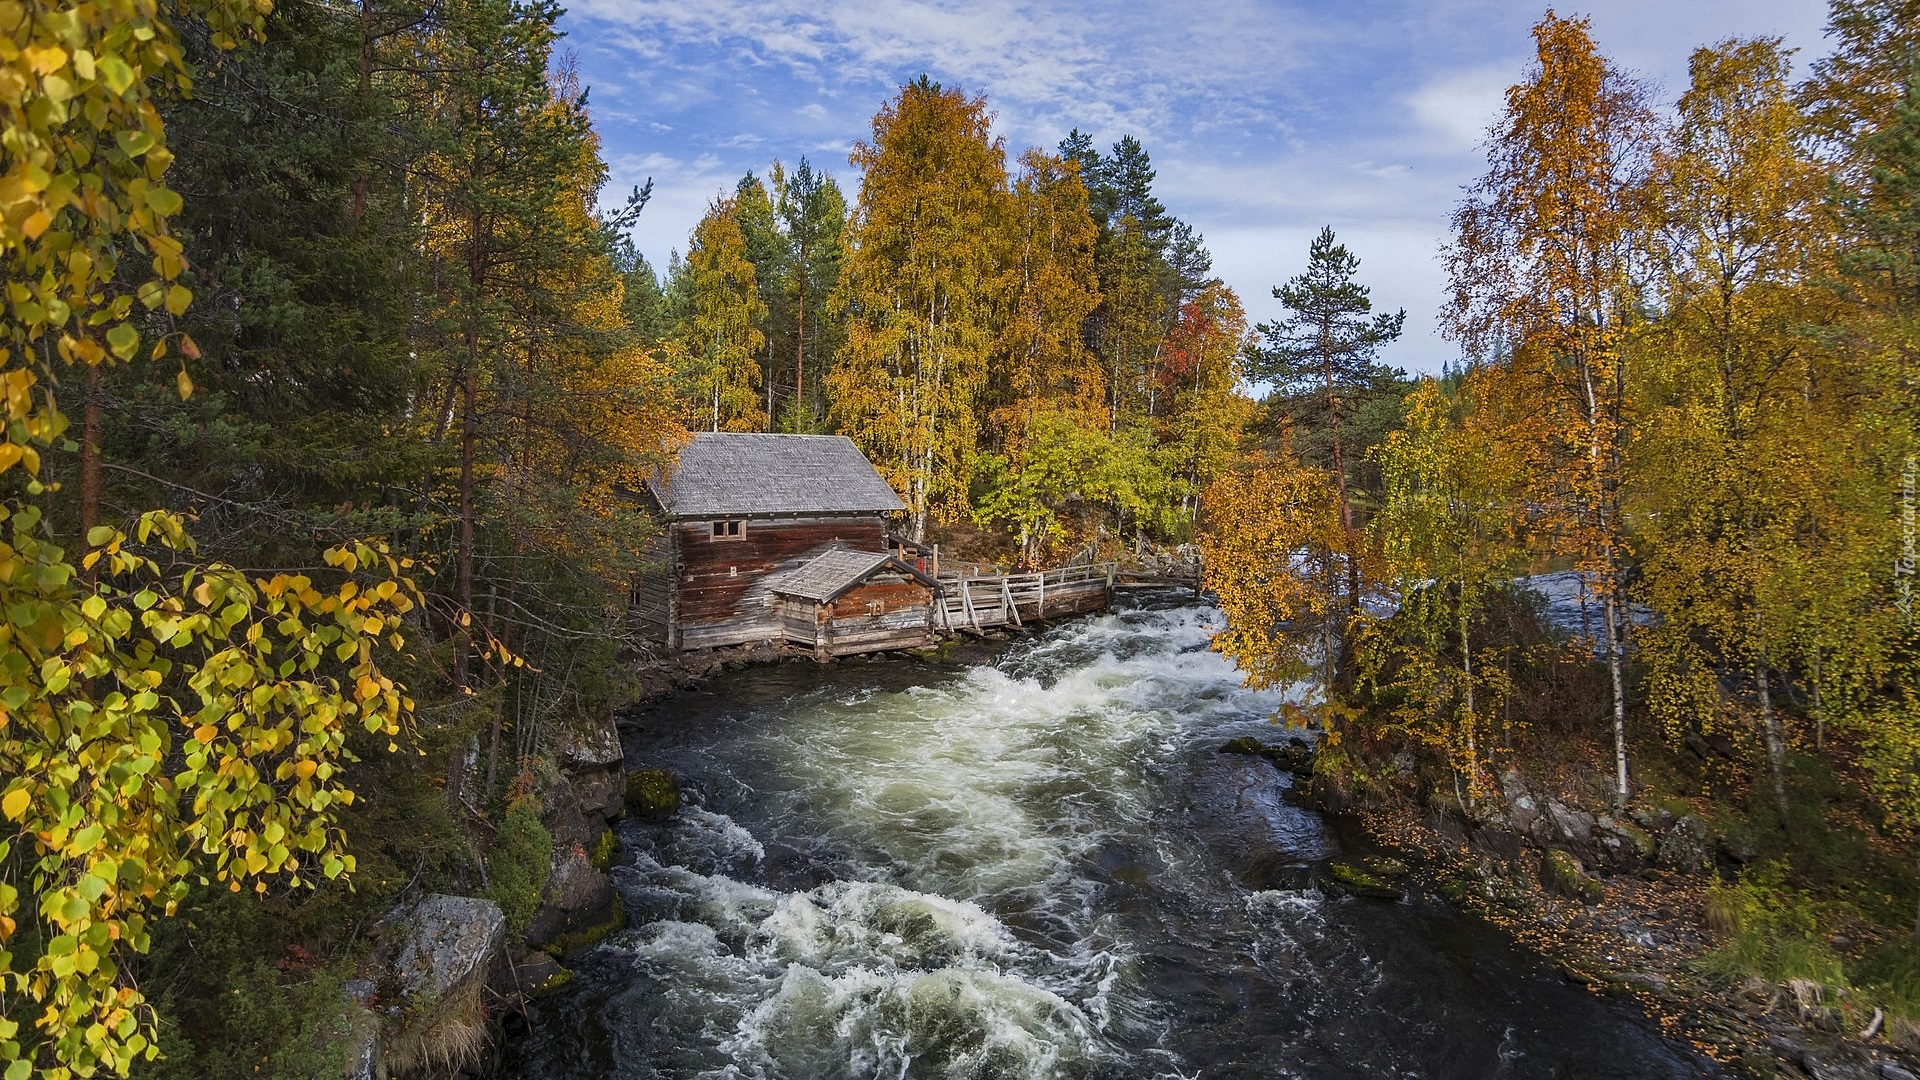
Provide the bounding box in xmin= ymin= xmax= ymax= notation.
xmin=1408 ymin=65 xmax=1512 ymax=155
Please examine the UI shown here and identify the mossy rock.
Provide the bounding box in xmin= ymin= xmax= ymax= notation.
xmin=1539 ymin=849 xmax=1604 ymax=905
xmin=1326 ymin=859 xmax=1405 ymax=901
xmin=1609 ymin=820 xmax=1656 ymax=860
xmin=537 ymin=894 xmax=626 ymax=957
xmin=624 ymin=768 xmax=680 ymax=819
xmin=1361 ymin=855 xmax=1409 ymax=878
xmin=588 ymin=827 xmax=619 ymax=870
xmin=1220 ymin=736 xmax=1265 ymax=756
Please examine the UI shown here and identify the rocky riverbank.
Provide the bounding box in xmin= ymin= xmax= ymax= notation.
xmin=1278 ymin=754 xmax=1920 ymax=1080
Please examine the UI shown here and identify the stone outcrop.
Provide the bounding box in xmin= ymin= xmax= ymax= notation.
xmin=524 ymin=849 xmax=620 ymax=952
xmin=1219 ymin=735 xmax=1317 ymax=777
xmin=545 ymin=712 xmax=627 ymax=847
xmin=367 ymin=894 xmax=506 ymax=1078
xmin=389 ymin=893 xmax=505 ymax=1006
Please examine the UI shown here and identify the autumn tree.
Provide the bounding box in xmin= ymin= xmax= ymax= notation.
xmin=671 ymin=198 xmax=768 ymax=432
xmin=988 ymin=149 xmax=1105 ymax=449
xmin=1200 ymin=454 xmax=1349 ymax=703
xmin=1443 ymin=12 xmax=1655 ymax=803
xmin=1363 ymin=377 xmax=1527 ymax=804
xmin=1634 ymin=37 xmax=1839 ymax=825
xmin=1158 ymin=282 xmax=1254 ymax=529
xmin=972 ymin=412 xmax=1181 ymax=564
xmin=0 ymin=1 xmax=423 ymax=1075
xmin=830 ymin=77 xmax=1007 ymax=541
xmin=1251 ymin=226 xmax=1405 ymax=619
xmin=1824 ymin=49 xmax=1920 ymax=931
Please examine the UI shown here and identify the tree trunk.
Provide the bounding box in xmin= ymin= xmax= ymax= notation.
xmin=455 ymin=341 xmax=476 ymax=693
xmin=79 ymin=362 xmax=101 ymax=574
xmin=351 ymin=0 xmax=373 ymax=222
xmin=1603 ymin=573 xmax=1629 ymax=804
xmin=1323 ymin=356 xmax=1361 ymax=619
xmin=1811 ymin=647 xmax=1825 ymax=751
xmin=795 ymin=243 xmax=806 ymax=432
xmin=484 ymin=581 xmax=502 ymax=796
xmin=1757 ymin=658 xmax=1790 ymax=828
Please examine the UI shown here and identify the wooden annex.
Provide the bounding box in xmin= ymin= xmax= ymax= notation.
xmin=767 ymin=548 xmax=941 ymax=658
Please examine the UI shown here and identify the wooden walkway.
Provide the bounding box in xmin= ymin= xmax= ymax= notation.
xmin=935 ymin=562 xmax=1116 ymax=633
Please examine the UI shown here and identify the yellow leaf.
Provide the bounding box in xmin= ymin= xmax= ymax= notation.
xmin=1 ymin=787 xmax=28 ymax=821
xmin=176 ymin=366 xmax=192 ymax=400
xmin=21 ymin=210 xmax=51 ymax=239
xmin=25 ymin=44 xmax=67 ymax=75
xmin=192 ymin=724 xmax=217 ymax=743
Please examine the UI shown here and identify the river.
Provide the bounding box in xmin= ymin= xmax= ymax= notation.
xmin=496 ymin=593 xmax=1723 ymax=1079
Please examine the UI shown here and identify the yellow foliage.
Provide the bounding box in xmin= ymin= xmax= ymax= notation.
xmin=1199 ymin=453 xmax=1347 ymax=697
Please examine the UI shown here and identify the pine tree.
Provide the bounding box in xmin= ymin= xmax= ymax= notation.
xmin=1250 ymin=226 xmax=1405 ymax=619
xmin=774 ymin=158 xmax=848 ymax=432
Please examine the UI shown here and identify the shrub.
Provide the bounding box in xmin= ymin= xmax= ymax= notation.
xmin=486 ymin=798 xmax=553 ymax=941
xmin=1696 ymin=861 xmax=1847 ymax=989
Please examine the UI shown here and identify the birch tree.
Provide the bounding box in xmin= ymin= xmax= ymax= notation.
xmin=1442 ymin=12 xmax=1656 ymax=803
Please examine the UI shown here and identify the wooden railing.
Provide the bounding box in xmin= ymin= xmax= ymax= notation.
xmin=934 ymin=562 xmax=1116 ymax=631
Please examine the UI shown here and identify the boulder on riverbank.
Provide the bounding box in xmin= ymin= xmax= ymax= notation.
xmin=625 ymin=767 xmax=681 ymax=819
xmin=1219 ymin=735 xmax=1316 ymax=777
xmin=368 ymin=893 xmax=506 ymax=1077
xmin=1539 ymin=849 xmax=1604 ymax=906
xmin=525 ymin=849 xmax=622 ymax=953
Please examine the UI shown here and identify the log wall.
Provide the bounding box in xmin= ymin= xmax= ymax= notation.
xmin=675 ymin=513 xmax=887 ymax=651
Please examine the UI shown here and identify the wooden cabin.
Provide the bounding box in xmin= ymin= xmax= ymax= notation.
xmin=632 ymin=432 xmax=922 ymax=653
xmin=767 ymin=548 xmax=941 ymax=658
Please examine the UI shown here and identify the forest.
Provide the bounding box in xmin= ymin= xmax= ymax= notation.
xmin=0 ymin=0 xmax=1915 ymax=1075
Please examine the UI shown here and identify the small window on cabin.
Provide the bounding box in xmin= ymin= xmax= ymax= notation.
xmin=711 ymin=519 xmax=745 ymax=540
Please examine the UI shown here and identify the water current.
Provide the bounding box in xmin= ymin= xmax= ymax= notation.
xmin=497 ymin=593 xmax=1724 ymax=1079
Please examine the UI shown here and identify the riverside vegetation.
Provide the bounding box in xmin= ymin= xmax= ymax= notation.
xmin=0 ymin=0 xmax=1916 ymax=1077
xmin=1201 ymin=7 xmax=1920 ymax=1075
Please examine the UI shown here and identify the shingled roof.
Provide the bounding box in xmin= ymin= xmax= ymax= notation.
xmin=764 ymin=548 xmax=937 ymax=604
xmin=647 ymin=433 xmax=905 ymax=517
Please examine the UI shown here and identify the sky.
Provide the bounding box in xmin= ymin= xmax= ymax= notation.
xmin=558 ymin=0 xmax=1832 ymax=373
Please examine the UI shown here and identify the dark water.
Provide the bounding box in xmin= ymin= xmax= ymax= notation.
xmin=497 ymin=595 xmax=1723 ymax=1079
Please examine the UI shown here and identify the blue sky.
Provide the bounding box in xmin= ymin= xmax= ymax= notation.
xmin=560 ymin=0 xmax=1830 ymax=373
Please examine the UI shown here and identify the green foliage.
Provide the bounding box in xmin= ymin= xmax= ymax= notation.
xmin=588 ymin=827 xmax=618 ymax=871
xmin=1698 ymin=862 xmax=1849 ymax=989
xmin=485 ymin=799 xmax=551 ymax=942
xmin=140 ymin=886 xmax=349 ymax=1080
xmin=1858 ymin=939 xmax=1920 ymax=1020
xmin=971 ymin=412 xmax=1185 ymax=561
